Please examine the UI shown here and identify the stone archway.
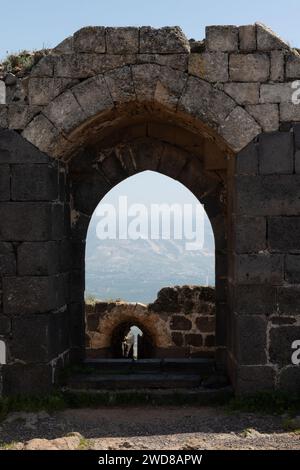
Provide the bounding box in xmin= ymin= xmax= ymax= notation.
xmin=1 ymin=23 xmax=300 ymax=396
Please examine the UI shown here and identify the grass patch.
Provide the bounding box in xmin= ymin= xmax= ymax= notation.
xmin=227 ymin=391 xmax=300 ymax=415
xmin=1 ymin=49 xmax=50 ymax=76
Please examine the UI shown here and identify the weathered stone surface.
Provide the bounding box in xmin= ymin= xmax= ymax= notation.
xmin=0 ymin=105 xmax=7 ymax=127
xmin=28 ymin=77 xmax=77 ymax=106
xmin=11 ymin=164 xmax=59 ymax=201
xmin=2 ymin=364 xmax=53 ymax=396
xmin=279 ymin=366 xmax=300 ymax=393
xmin=0 ymin=315 xmax=11 ymax=335
xmin=73 ymin=27 xmax=106 ymax=53
xmin=235 ymin=365 xmax=275 ymax=394
xmin=256 ymin=23 xmax=289 ymax=51
xmin=0 ymin=164 xmax=10 ymax=201
xmin=235 ymin=216 xmax=266 ymax=253
xmin=236 ymin=176 xmax=300 ymax=216
xmin=195 ymin=316 xmax=215 ymax=332
xmin=236 ymin=141 xmax=258 ymax=175
xmin=171 ymin=332 xmax=183 ymax=347
xmin=131 ymin=64 xmax=161 ymax=102
xmin=229 ymin=53 xmax=269 ymax=82
xmin=219 ymin=107 xmax=261 ymax=152
xmin=185 ymin=334 xmax=203 ymax=347
xmin=258 ymin=132 xmax=293 ymax=175
xmin=43 ymin=89 xmax=86 ymax=134
xmin=18 ymin=242 xmax=60 ymax=276
xmin=188 ymin=53 xmax=228 ymax=82
xmin=170 ymin=316 xmax=192 ymax=331
xmin=104 ymin=66 xmax=135 ymax=103
xmin=0 ymin=242 xmax=16 ymax=276
xmin=224 ymin=83 xmax=259 ymax=105
xmin=137 ymin=54 xmax=188 ymax=71
xmin=270 ymin=51 xmax=284 ymax=82
xmin=260 ymin=83 xmax=293 ymax=103
xmin=235 ymin=253 xmax=283 ymax=285
xmin=8 ymin=104 xmax=41 ymax=130
xmin=234 ymin=285 xmax=276 ymax=315
xmin=280 ymin=103 xmax=300 ymax=122
xmin=72 ymin=75 xmax=114 ymax=119
xmin=206 ymin=26 xmax=238 ymax=52
xmin=179 ymin=76 xmax=235 ymax=129
xmin=276 ymin=286 xmax=300 ymax=315
xmin=286 ymin=53 xmax=300 ymax=79
xmin=268 ymin=217 xmax=300 ymax=252
xmin=246 ymin=104 xmax=279 ymax=132
xmin=295 ymin=151 xmax=300 ymax=173
xmin=270 ymin=326 xmax=300 ymax=366
xmin=239 ymin=25 xmax=256 ymax=52
xmin=22 ymin=114 xmax=68 ymax=156
xmin=155 ymin=67 xmax=187 ymax=109
xmin=0 ymin=129 xmax=49 ymax=163
xmin=285 ymin=255 xmax=300 ymax=283
xmin=52 ymin=36 xmax=74 ymax=55
xmin=30 ymin=56 xmax=54 ymax=77
xmin=106 ymin=27 xmax=139 ymax=54
xmin=235 ymin=315 xmax=267 ymax=365
xmin=140 ymin=27 xmax=190 ymax=54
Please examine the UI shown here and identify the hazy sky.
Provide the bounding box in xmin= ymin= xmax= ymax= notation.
xmin=1 ymin=0 xmax=300 ymax=59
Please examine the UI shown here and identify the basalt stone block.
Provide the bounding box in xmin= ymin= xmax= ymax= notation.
xmin=219 ymin=107 xmax=261 ymax=153
xmin=2 ymin=364 xmax=53 ymax=396
xmin=268 ymin=217 xmax=300 ymax=252
xmin=104 ymin=66 xmax=136 ymax=103
xmin=70 ymin=270 xmax=85 ymax=302
xmin=204 ymin=335 xmax=215 ymax=348
xmin=72 ymin=75 xmax=114 ymax=120
xmin=270 ymin=51 xmax=284 ymax=82
xmin=69 ymin=301 xmax=85 ymax=350
xmin=235 ymin=253 xmax=283 ymax=285
xmin=236 ymin=176 xmax=300 ymax=216
xmin=285 ymin=255 xmax=300 ymax=283
xmin=260 ymin=83 xmax=293 ymax=104
xmin=276 ymin=286 xmax=300 ymax=315
xmin=170 ymin=316 xmax=192 ymax=331
xmin=72 ymin=173 xmax=111 ymax=215
xmin=185 ymin=334 xmax=203 ymax=347
xmin=234 ymin=285 xmax=276 ymax=315
xmin=229 ymin=54 xmax=270 ymax=82
xmin=0 ymin=105 xmax=7 ymax=127
xmin=73 ymin=27 xmax=106 ymax=53
xmin=246 ymin=104 xmax=279 ymax=133
xmin=0 ymin=164 xmax=10 ymax=201
xmin=106 ymin=27 xmax=139 ymax=54
xmin=269 ymin=326 xmax=300 ymax=366
xmin=3 ymin=275 xmax=65 ymax=315
xmin=206 ymin=26 xmax=238 ymax=52
xmin=188 ymin=52 xmax=228 ymax=82
xmin=236 ymin=141 xmax=258 ymax=175
xmin=286 ymin=54 xmax=300 ymax=79
xmin=196 ymin=316 xmax=216 ymax=332
xmin=18 ymin=242 xmax=60 ymax=276
xmin=224 ymin=83 xmax=259 ymax=106
xmin=235 ymin=365 xmax=275 ymax=395
xmin=258 ymin=132 xmax=293 ymax=175
xmin=0 ymin=242 xmax=16 ymax=276
xmin=278 ymin=366 xmax=300 ymax=393
xmin=140 ymin=27 xmax=190 ymax=54
xmin=239 ymin=25 xmax=256 ymax=52
xmin=0 ymin=315 xmax=11 ymax=335
xmin=171 ymin=332 xmax=183 ymax=347
xmin=234 ymin=315 xmax=267 ymax=365
xmin=8 ymin=104 xmax=41 ymax=130
xmin=43 ymin=90 xmax=86 ymax=134
xmin=0 ymin=129 xmax=49 ymax=164
xmin=256 ymin=23 xmax=289 ymax=51
xmin=11 ymin=164 xmax=59 ymax=201
xmin=234 ymin=216 xmax=266 ymax=253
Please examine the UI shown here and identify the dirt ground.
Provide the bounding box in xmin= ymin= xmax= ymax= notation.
xmin=0 ymin=406 xmax=299 ymax=450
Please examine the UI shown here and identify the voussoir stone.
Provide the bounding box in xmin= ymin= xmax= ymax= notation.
xmin=43 ymin=89 xmax=86 ymax=133
xmin=72 ymin=75 xmax=114 ymax=119
xmin=155 ymin=67 xmax=187 ymax=109
xmin=131 ymin=63 xmax=161 ymax=102
xmin=178 ymin=76 xmax=235 ymax=129
xmin=106 ymin=27 xmax=139 ymax=54
xmin=229 ymin=54 xmax=270 ymax=82
xmin=8 ymin=104 xmax=41 ymax=130
xmin=104 ymin=66 xmax=135 ymax=103
xmin=224 ymin=82 xmax=259 ymax=105
xmin=188 ymin=52 xmax=228 ymax=82
xmin=139 ymin=26 xmax=190 ymax=54
xmin=28 ymin=77 xmax=77 ymax=106
xmin=73 ymin=26 xmax=106 ymax=53
xmin=246 ymin=104 xmax=279 ymax=132
xmin=206 ymin=25 xmax=238 ymax=52
xmin=219 ymin=107 xmax=261 ymax=152
xmin=22 ymin=114 xmax=68 ymax=156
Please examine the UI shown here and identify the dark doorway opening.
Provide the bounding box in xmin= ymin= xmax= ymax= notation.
xmin=111 ymin=321 xmax=154 ymax=359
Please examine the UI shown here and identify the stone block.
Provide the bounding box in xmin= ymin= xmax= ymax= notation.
xmin=235 ymin=315 xmax=267 ymax=365
xmin=170 ymin=316 xmax=192 ymax=331
xmin=106 ymin=27 xmax=139 ymax=54
xmin=270 ymin=51 xmax=284 ymax=81
xmin=256 ymin=23 xmax=289 ymax=51
xmin=137 ymin=53 xmax=188 ymax=71
xmin=276 ymin=286 xmax=300 ymax=315
xmin=155 ymin=67 xmax=188 ymax=110
xmin=224 ymin=83 xmax=259 ymax=105
xmin=73 ymin=173 xmax=111 ymax=215
xmin=11 ymin=164 xmax=59 ymax=201
xmin=260 ymin=83 xmax=293 ymax=103
xmin=2 ymin=364 xmax=53 ymax=396
xmin=43 ymin=90 xmax=86 ymax=134
xmin=229 ymin=54 xmax=270 ymax=82
xmin=68 ymin=302 xmax=85 ymax=350
xmin=0 ymin=242 xmax=16 ymax=276
xmin=238 ymin=25 xmax=256 ymax=52
xmin=219 ymin=107 xmax=261 ymax=153
xmin=246 ymin=104 xmax=279 ymax=133
xmin=236 ymin=175 xmax=300 ymax=216
xmin=195 ymin=316 xmax=215 ymax=332
xmin=140 ymin=26 xmax=190 ymax=54
xmin=22 ymin=114 xmax=68 ymax=158
xmin=234 ymin=285 xmax=276 ymax=315
xmin=0 ymin=315 xmax=11 ymax=335
xmin=28 ymin=77 xmax=77 ymax=106
xmin=185 ymin=334 xmax=203 ymax=347
xmin=172 ymin=332 xmax=183 ymax=347
xmin=0 ymin=105 xmax=7 ymax=127
xmin=18 ymin=242 xmax=60 ymax=276
xmin=269 ymin=326 xmax=300 ymax=366
xmin=0 ymin=202 xmax=53 ymax=241
xmin=235 ymin=365 xmax=275 ymax=395
xmin=0 ymin=164 xmax=10 ymax=201
xmin=52 ymin=36 xmax=73 ymax=55
xmin=268 ymin=217 xmax=300 ymax=252
xmin=234 ymin=216 xmax=266 ymax=253
xmin=278 ymin=366 xmax=300 ymax=393
xmin=286 ymin=53 xmax=300 ymax=79
xmin=236 ymin=141 xmax=258 ymax=175
xmin=30 ymin=56 xmax=54 ymax=77
xmin=280 ymin=103 xmax=300 ymax=122
xmin=0 ymin=129 xmax=49 ymax=164
xmin=235 ymin=253 xmax=283 ymax=285
xmin=206 ymin=26 xmax=238 ymax=52
xmin=131 ymin=63 xmax=161 ymax=102
xmin=104 ymin=66 xmax=136 ymax=103
xmin=188 ymin=53 xmax=228 ymax=82
xmin=72 ymin=75 xmax=113 ymax=119
xmin=73 ymin=27 xmax=106 ymax=53
xmin=8 ymin=104 xmax=41 ymax=130
xmin=285 ymin=255 xmax=300 ymax=283
xmin=258 ymin=132 xmax=293 ymax=175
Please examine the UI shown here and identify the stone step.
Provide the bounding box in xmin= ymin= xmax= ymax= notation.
xmin=83 ymin=358 xmax=215 ymax=375
xmin=67 ymin=372 xmax=203 ymax=390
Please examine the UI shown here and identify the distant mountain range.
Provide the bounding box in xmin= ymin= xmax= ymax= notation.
xmin=85 ymin=217 xmax=215 ymax=304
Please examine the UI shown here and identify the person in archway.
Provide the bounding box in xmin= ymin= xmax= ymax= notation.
xmin=122 ymin=325 xmax=143 ymax=360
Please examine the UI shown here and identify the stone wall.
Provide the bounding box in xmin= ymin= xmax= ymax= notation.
xmin=85 ymin=286 xmax=216 ymax=358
